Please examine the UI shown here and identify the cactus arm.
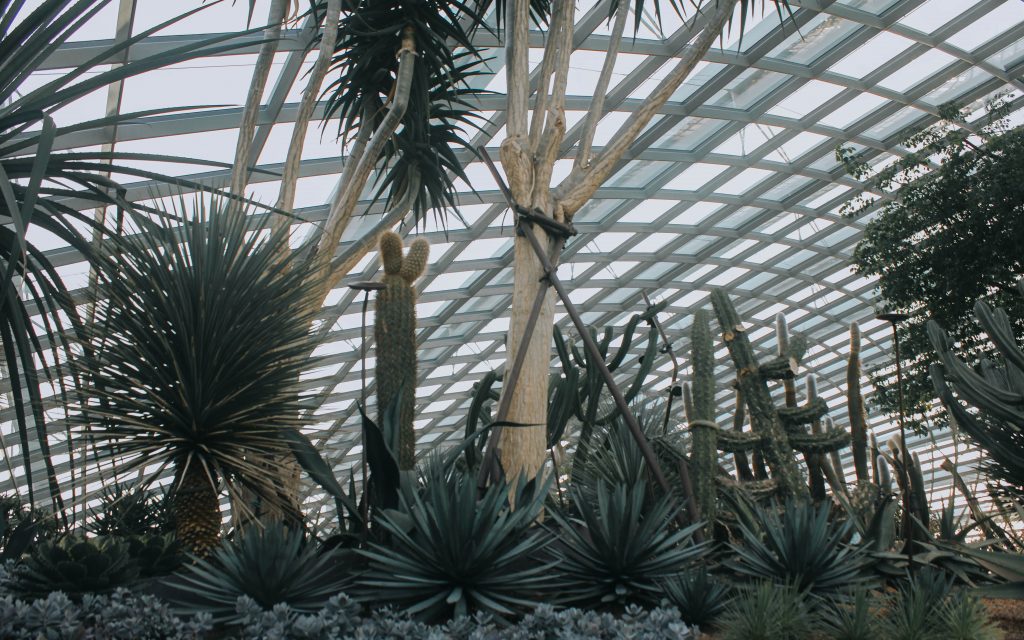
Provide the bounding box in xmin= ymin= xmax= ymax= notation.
xmin=606 ymin=313 xmax=641 ymax=371
xmin=553 ymin=325 xmax=573 ymax=373
xmin=731 ymin=389 xmax=755 ymax=481
xmin=788 ymin=429 xmax=850 ymax=454
xmin=598 ymin=326 xmax=614 ymax=361
xmin=717 ymin=428 xmax=764 ymax=452
xmin=776 ymin=397 xmax=829 ymax=431
xmin=547 ymin=368 xmax=579 ymax=449
xmin=804 ymin=375 xmax=827 ymax=501
xmin=465 ymin=371 xmax=501 ymax=469
xmin=974 ymin=299 xmax=1024 ymax=374
xmin=595 ymin=325 xmax=657 ymax=425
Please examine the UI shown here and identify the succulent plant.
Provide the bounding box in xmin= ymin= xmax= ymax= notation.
xmin=170 ymin=524 xmax=348 ymax=625
xmin=718 ymin=581 xmax=814 ymax=640
xmin=13 ymin=535 xmax=139 ymax=600
xmin=727 ymin=499 xmax=870 ymax=597
xmin=358 ymin=467 xmax=555 ymax=622
xmin=126 ymin=533 xmax=184 ymax=579
xmin=660 ymin=566 xmax=733 ymax=629
xmin=87 ymin=483 xmax=172 ymax=537
xmin=549 ymin=481 xmax=706 ymax=608
xmin=375 ymin=231 xmax=430 ymax=471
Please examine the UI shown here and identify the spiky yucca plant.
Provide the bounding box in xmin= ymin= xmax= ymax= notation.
xmin=76 ymin=200 xmax=325 ymax=556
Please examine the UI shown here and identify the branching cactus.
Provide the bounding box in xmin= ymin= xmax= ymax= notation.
xmin=554 ymin=302 xmax=663 ymax=472
xmin=686 ymin=309 xmax=719 ymax=526
xmin=709 ymin=289 xmax=806 ymax=498
xmin=374 ymin=231 xmax=429 ymax=470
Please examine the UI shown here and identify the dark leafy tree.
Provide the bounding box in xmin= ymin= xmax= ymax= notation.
xmin=838 ymin=97 xmax=1024 ymax=430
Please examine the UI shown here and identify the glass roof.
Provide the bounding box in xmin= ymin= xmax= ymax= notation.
xmin=4 ymin=0 xmax=1024 ymax=523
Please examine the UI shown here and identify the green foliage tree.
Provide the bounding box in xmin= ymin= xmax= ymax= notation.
xmin=838 ymin=97 xmax=1024 ymax=429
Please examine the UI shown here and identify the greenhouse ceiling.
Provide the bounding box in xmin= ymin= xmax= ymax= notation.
xmin=3 ymin=0 xmax=1024 ymax=523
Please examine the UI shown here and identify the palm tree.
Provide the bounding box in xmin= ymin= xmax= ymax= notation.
xmin=0 ymin=0 xmax=266 ymax=523
xmin=76 ymin=198 xmax=329 ymax=556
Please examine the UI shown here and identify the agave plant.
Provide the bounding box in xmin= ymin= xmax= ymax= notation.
xmin=87 ymin=483 xmax=171 ymax=537
xmin=74 ymin=199 xmax=348 ymax=556
xmin=13 ymin=535 xmax=140 ymax=600
xmin=0 ymin=0 xmax=262 ymax=522
xmin=727 ymin=499 xmax=870 ymax=597
xmin=660 ymin=566 xmax=733 ymax=629
xmin=718 ymin=581 xmax=815 ymax=640
xmin=549 ymin=481 xmax=706 ymax=608
xmin=358 ymin=467 xmax=555 ymax=621
xmin=170 ymin=524 xmax=348 ymax=625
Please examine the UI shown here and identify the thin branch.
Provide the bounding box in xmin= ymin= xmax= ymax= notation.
xmin=323 ymin=169 xmax=421 ymax=293
xmin=576 ymin=0 xmax=628 ymax=170
xmin=528 ymin=0 xmax=568 ymax=152
xmin=311 ymin=28 xmax=417 ymax=290
xmin=273 ymin=0 xmax=342 ymax=224
xmin=505 ymin=0 xmax=530 ymax=141
xmin=228 ymin=0 xmax=289 ymax=218
xmin=555 ymin=0 xmax=736 ymax=218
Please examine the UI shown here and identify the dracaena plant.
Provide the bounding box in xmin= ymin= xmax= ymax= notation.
xmin=0 ymin=0 xmax=266 ymax=524
xmin=74 ymin=198 xmax=350 ymax=556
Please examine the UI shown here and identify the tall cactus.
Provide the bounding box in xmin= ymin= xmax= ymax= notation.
xmin=374 ymin=231 xmax=429 ymax=470
xmin=710 ymin=289 xmax=806 ymax=498
xmin=847 ymin=322 xmax=871 ymax=484
xmin=687 ymin=309 xmax=718 ymax=526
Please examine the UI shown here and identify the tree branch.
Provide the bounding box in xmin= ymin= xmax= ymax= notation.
xmin=528 ymin=0 xmax=569 ymax=153
xmin=228 ymin=0 xmax=289 ymax=218
xmin=311 ymin=28 xmax=417 ymax=290
xmin=323 ymin=169 xmax=421 ymax=293
xmin=555 ymin=0 xmax=735 ymax=218
xmin=576 ymin=0 xmax=628 ymax=170
xmin=273 ymin=0 xmax=342 ymax=223
xmin=505 ymin=0 xmax=530 ymax=141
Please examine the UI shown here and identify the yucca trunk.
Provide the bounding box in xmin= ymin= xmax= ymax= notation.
xmin=172 ymin=464 xmax=221 ymax=557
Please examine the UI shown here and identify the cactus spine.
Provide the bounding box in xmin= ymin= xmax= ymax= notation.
xmin=688 ymin=309 xmax=718 ymax=527
xmin=374 ymin=231 xmax=429 ymax=470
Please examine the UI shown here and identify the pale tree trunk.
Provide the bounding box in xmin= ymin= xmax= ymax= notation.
xmin=498 ymin=0 xmax=738 ymax=479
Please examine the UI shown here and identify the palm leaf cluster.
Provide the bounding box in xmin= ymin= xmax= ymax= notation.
xmin=0 ymin=0 xmax=258 ymax=518
xmin=75 ymin=199 xmax=324 ymax=535
xmin=323 ymin=0 xmax=491 ymax=224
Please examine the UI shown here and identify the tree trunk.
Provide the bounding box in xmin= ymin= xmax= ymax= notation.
xmin=172 ymin=463 xmax=221 ymax=558
xmin=498 ymin=225 xmax=556 ymax=483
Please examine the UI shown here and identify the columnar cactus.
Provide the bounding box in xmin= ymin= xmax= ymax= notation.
xmin=374 ymin=231 xmax=429 ymax=470
xmin=687 ymin=309 xmax=719 ymax=526
xmin=804 ymin=375 xmax=827 ymax=500
xmin=847 ymin=322 xmax=871 ymax=484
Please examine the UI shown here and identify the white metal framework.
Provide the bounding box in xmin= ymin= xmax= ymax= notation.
xmin=4 ymin=0 xmax=1024 ymax=523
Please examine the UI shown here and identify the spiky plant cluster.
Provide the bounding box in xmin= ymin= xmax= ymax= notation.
xmin=375 ymin=231 xmax=429 ymax=471
xmin=324 ymin=2 xmax=489 ymax=222
xmin=76 ymin=199 xmax=324 ymax=556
